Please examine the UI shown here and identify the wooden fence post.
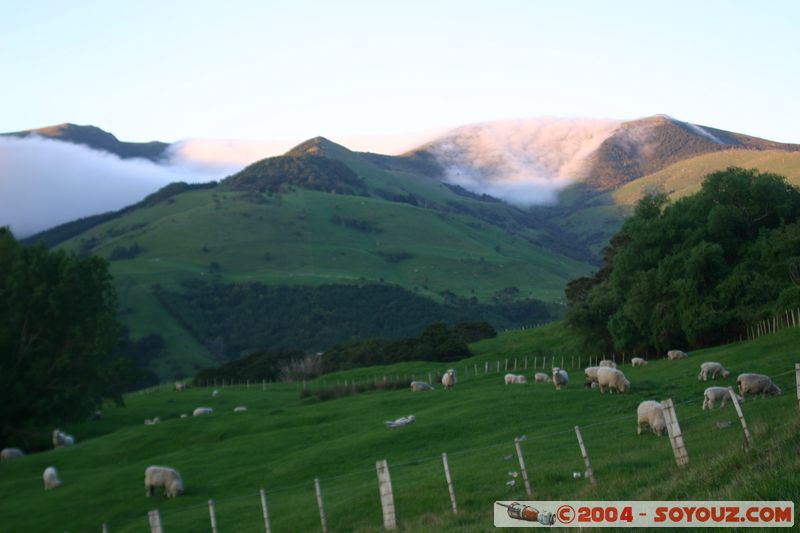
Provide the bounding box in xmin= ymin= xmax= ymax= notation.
xmin=504 ymin=359 xmax=508 ymax=371
xmin=661 ymin=399 xmax=689 ymax=467
xmin=428 ymin=372 xmax=432 ymax=384
xmin=208 ymin=499 xmax=218 ymax=533
xmin=728 ymin=387 xmax=752 ymax=450
xmin=513 ymin=438 xmax=533 ymax=496
xmin=148 ymin=510 xmax=163 ymax=533
xmin=513 ymin=358 xmax=517 ymax=371
xmin=314 ymin=478 xmax=329 ymax=533
xmin=442 ymin=453 xmax=458 ymax=514
xmin=474 ymin=364 xmax=477 ymax=376
xmin=524 ymin=356 xmax=528 ymax=369
xmin=795 ymin=363 xmax=800 ymax=412
xmin=574 ymin=425 xmax=596 ymax=484
xmin=102 ymin=524 xmax=109 ymax=533
xmin=376 ymin=459 xmax=397 ymax=530
xmin=260 ymin=489 xmax=272 ymax=533
xmin=485 ymin=361 xmax=488 ymax=374
xmin=496 ymin=361 xmax=500 ymax=373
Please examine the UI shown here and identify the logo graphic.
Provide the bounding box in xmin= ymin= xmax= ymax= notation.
xmin=496 ymin=502 xmax=556 ymax=525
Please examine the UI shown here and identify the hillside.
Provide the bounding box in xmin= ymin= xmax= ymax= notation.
xmin=3 ymin=123 xmax=170 ymax=161
xmin=0 ymin=324 xmax=796 ymax=532
xmin=50 ymin=146 xmax=593 ymax=378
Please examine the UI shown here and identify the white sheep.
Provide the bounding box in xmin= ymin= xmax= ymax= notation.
xmin=698 ymin=362 xmax=730 ymax=381
xmin=667 ymin=350 xmax=688 ymax=360
xmin=233 ymin=406 xmax=248 ymax=412
xmin=552 ymin=367 xmax=568 ymax=390
xmin=1 ymin=448 xmax=24 ymax=461
xmin=514 ymin=374 xmax=528 ymax=384
xmin=441 ymin=369 xmax=457 ymax=390
xmin=52 ymin=429 xmax=75 ymax=449
xmin=533 ymin=372 xmax=550 ymax=383
xmin=145 ymin=466 xmax=184 ymax=498
xmin=180 ymin=414 xmax=189 ymax=418
xmin=193 ymin=407 xmax=214 ymax=416
xmin=174 ymin=382 xmax=186 ymax=391
xmin=212 ymin=389 xmax=220 ymax=398
xmin=43 ymin=466 xmax=61 ymax=490
xmin=597 ymin=367 xmax=631 ymax=393
xmin=385 ymin=415 xmax=416 ymax=428
xmin=410 ymin=381 xmax=434 ymax=392
xmin=599 ymin=359 xmax=617 ymax=368
xmin=504 ymin=374 xmax=527 ymax=384
xmin=636 ymin=401 xmax=666 ymax=436
xmin=702 ymin=386 xmax=743 ymax=410
xmin=144 ymin=417 xmax=161 ymax=425
xmin=631 ymin=357 xmax=648 ymax=367
xmin=584 ymin=366 xmax=600 ymax=385
xmin=737 ymin=373 xmax=782 ymax=398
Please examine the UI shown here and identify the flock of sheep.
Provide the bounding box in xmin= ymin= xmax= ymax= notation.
xmin=0 ymin=350 xmax=786 ymax=499
xmin=406 ymin=351 xmax=784 ymax=441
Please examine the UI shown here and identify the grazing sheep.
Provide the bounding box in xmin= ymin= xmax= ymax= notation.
xmin=514 ymin=374 xmax=528 ymax=384
xmin=145 ymin=466 xmax=184 ymax=498
xmin=441 ymin=369 xmax=457 ymax=390
xmin=174 ymin=382 xmax=186 ymax=391
xmin=533 ymin=372 xmax=550 ymax=383
xmin=1 ymin=448 xmax=24 ymax=461
xmin=584 ymin=366 xmax=600 ymax=385
xmin=43 ymin=466 xmax=61 ymax=490
xmin=410 ymin=381 xmax=434 ymax=392
xmin=637 ymin=401 xmax=666 ymax=436
xmin=233 ymin=406 xmax=248 ymax=412
xmin=52 ymin=429 xmax=75 ymax=449
xmin=193 ymin=407 xmax=214 ymax=416
xmin=552 ymin=368 xmax=569 ymax=390
xmin=180 ymin=414 xmax=189 ymax=418
xmin=212 ymin=389 xmax=220 ymax=398
xmin=597 ymin=367 xmax=631 ymax=393
xmin=667 ymin=350 xmax=688 ymax=360
xmin=385 ymin=415 xmax=416 ymax=428
xmin=737 ymin=373 xmax=782 ymax=398
xmin=698 ymin=362 xmax=730 ymax=381
xmin=599 ymin=359 xmax=617 ymax=368
xmin=631 ymin=357 xmax=648 ymax=367
xmin=702 ymin=386 xmax=743 ymax=410
xmin=144 ymin=417 xmax=161 ymax=425
xmin=504 ymin=374 xmax=527 ymax=384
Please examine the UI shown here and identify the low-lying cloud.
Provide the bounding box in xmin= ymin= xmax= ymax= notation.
xmin=426 ymin=118 xmax=621 ymax=205
xmin=0 ymin=136 xmax=231 ymax=237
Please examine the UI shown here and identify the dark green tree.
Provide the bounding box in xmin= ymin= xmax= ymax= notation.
xmin=0 ymin=228 xmax=125 ymax=446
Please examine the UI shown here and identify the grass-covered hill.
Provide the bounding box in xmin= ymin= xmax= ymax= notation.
xmin=43 ymin=139 xmax=593 ymax=379
xmin=0 ymin=324 xmax=797 ymax=532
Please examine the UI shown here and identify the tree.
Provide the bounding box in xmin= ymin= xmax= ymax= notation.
xmin=0 ymin=228 xmax=125 ymax=446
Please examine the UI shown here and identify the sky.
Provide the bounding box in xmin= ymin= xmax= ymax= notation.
xmin=1 ymin=0 xmax=800 ymax=148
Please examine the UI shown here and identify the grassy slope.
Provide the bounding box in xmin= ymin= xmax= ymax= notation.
xmin=1 ymin=325 xmax=797 ymax=532
xmin=612 ymin=150 xmax=800 ymax=205
xmin=58 ymin=184 xmax=591 ymax=378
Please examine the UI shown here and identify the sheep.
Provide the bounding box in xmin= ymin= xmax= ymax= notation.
xmin=43 ymin=466 xmax=61 ymax=490
xmin=441 ymin=369 xmax=457 ymax=390
xmin=91 ymin=410 xmax=104 ymax=420
xmin=552 ymin=368 xmax=568 ymax=390
xmin=597 ymin=367 xmax=631 ymax=393
xmin=233 ymin=406 xmax=248 ymax=412
xmin=144 ymin=417 xmax=161 ymax=425
xmin=584 ymin=366 xmax=600 ymax=385
xmin=1 ymin=448 xmax=24 ymax=461
xmin=385 ymin=415 xmax=415 ymax=429
xmin=180 ymin=414 xmax=189 ymax=418
xmin=533 ymin=372 xmax=550 ymax=383
xmin=636 ymin=401 xmax=666 ymax=436
xmin=667 ymin=350 xmax=688 ymax=360
xmin=504 ymin=374 xmax=527 ymax=384
xmin=514 ymin=374 xmax=528 ymax=384
xmin=598 ymin=359 xmax=617 ymax=368
xmin=410 ymin=381 xmax=434 ymax=392
xmin=174 ymin=382 xmax=186 ymax=391
xmin=698 ymin=362 xmax=730 ymax=382
xmin=212 ymin=389 xmax=220 ymax=398
xmin=702 ymin=386 xmax=743 ymax=410
xmin=52 ymin=429 xmax=75 ymax=449
xmin=631 ymin=357 xmax=648 ymax=367
xmin=145 ymin=466 xmax=184 ymax=498
xmin=193 ymin=407 xmax=214 ymax=416
xmin=737 ymin=373 xmax=781 ymax=398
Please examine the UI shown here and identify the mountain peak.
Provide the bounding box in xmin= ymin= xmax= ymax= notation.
xmin=284 ymin=136 xmax=352 ymax=158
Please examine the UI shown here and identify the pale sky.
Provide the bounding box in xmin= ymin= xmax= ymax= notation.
xmin=2 ymin=0 xmax=799 ymax=150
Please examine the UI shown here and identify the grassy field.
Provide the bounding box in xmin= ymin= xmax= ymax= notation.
xmin=1 ymin=324 xmax=797 ymax=532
